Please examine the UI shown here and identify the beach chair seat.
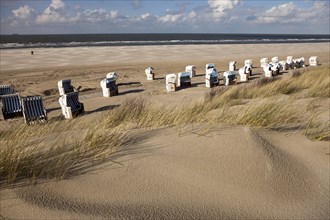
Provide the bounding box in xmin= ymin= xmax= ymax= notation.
xmin=145 ymin=67 xmax=155 ymax=80
xmin=260 ymin=58 xmax=269 ymax=68
xmin=59 ymin=92 xmax=84 ymax=119
xmin=224 ymin=71 xmax=238 ymax=86
xmin=185 ymin=65 xmax=196 ymax=77
xmin=166 ymin=73 xmax=177 ymax=92
xmin=309 ymin=56 xmax=318 ymax=66
xmin=206 ymin=63 xmax=217 ymax=75
xmin=244 ymin=59 xmax=253 ymax=68
xmin=22 ymin=96 xmax=47 ymax=124
xmin=58 ymin=79 xmax=74 ymax=96
xmin=279 ymin=61 xmax=287 ymax=70
xmin=229 ymin=61 xmax=236 ymax=71
xmin=178 ymin=72 xmax=191 ymax=88
xmin=0 ymin=85 xmax=14 ymax=96
xmin=205 ymin=71 xmax=219 ymax=88
xmin=1 ymin=93 xmax=22 ymax=119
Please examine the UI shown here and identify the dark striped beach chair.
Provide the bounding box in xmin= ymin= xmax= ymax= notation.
xmin=0 ymin=85 xmax=14 ymax=97
xmin=22 ymin=96 xmax=47 ymax=124
xmin=1 ymin=93 xmax=22 ymax=119
xmin=59 ymin=92 xmax=84 ymax=119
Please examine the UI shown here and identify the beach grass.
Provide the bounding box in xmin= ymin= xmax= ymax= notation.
xmin=0 ymin=65 xmax=329 ymax=184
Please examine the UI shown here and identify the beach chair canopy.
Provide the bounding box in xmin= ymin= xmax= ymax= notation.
xmin=145 ymin=67 xmax=154 ymax=75
xmin=286 ymin=56 xmax=293 ymax=63
xmin=244 ymin=59 xmax=253 ymax=67
xmin=22 ymin=96 xmax=47 ymax=124
xmin=178 ymin=72 xmax=191 ymax=78
xmin=106 ymin=72 xmax=118 ymax=80
xmin=166 ymin=73 xmax=176 ymax=84
xmin=260 ymin=58 xmax=269 ymax=67
xmin=185 ymin=65 xmax=196 ymax=72
xmin=271 ymin=57 xmax=279 ymax=63
xmin=206 ymin=63 xmax=215 ymax=69
xmin=58 ymin=79 xmax=74 ymax=95
xmin=0 ymin=84 xmax=14 ymax=96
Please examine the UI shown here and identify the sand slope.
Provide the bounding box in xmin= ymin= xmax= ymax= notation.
xmin=1 ymin=126 xmax=329 ymax=219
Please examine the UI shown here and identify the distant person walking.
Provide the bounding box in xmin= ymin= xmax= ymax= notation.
xmin=31 ymin=51 xmax=34 ymax=55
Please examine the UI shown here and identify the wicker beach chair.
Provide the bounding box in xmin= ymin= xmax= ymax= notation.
xmin=260 ymin=58 xmax=269 ymax=68
xmin=185 ymin=65 xmax=196 ymax=77
xmin=59 ymin=92 xmax=84 ymax=119
xmin=100 ymin=73 xmax=119 ymax=97
xmin=205 ymin=70 xmax=219 ymax=88
xmin=166 ymin=73 xmax=177 ymax=92
xmin=244 ymin=59 xmax=253 ymax=68
xmin=1 ymin=93 xmax=22 ymax=119
xmin=286 ymin=56 xmax=295 ymax=69
xmin=178 ymin=72 xmax=191 ymax=88
xmin=145 ymin=67 xmax=155 ymax=80
xmin=229 ymin=61 xmax=236 ymax=71
xmin=309 ymin=56 xmax=318 ymax=66
xmin=224 ymin=71 xmax=238 ymax=86
xmin=22 ymin=96 xmax=47 ymax=124
xmin=205 ymin=63 xmax=217 ymax=75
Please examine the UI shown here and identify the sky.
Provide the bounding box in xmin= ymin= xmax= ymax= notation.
xmin=1 ymin=0 xmax=329 ymax=35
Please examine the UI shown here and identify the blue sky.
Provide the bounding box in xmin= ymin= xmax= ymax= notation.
xmin=1 ymin=0 xmax=329 ymax=34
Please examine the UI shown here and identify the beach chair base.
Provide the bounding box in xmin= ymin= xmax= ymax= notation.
xmin=166 ymin=83 xmax=176 ymax=92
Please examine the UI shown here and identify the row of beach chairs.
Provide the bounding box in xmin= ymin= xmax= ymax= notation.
xmin=0 ymin=55 xmax=319 ymax=123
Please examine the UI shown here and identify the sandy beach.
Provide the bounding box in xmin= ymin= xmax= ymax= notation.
xmin=0 ymin=42 xmax=329 ymax=219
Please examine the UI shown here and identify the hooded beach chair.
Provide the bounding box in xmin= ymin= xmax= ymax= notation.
xmin=279 ymin=61 xmax=287 ymax=70
xmin=223 ymin=71 xmax=238 ymax=86
xmin=205 ymin=63 xmax=217 ymax=75
xmin=145 ymin=67 xmax=155 ymax=80
xmin=1 ymin=93 xmax=22 ymax=119
xmin=260 ymin=58 xmax=269 ymax=68
xmin=185 ymin=65 xmax=196 ymax=77
xmin=205 ymin=70 xmax=219 ymax=88
xmin=100 ymin=72 xmax=119 ymax=97
xmin=178 ymin=72 xmax=191 ymax=88
xmin=59 ymin=92 xmax=84 ymax=119
xmin=270 ymin=57 xmax=282 ymax=75
xmin=229 ymin=61 xmax=236 ymax=71
xmin=309 ymin=56 xmax=318 ymax=66
xmin=286 ymin=56 xmax=295 ymax=69
xmin=293 ymin=57 xmax=305 ymax=68
xmin=166 ymin=73 xmax=177 ymax=92
xmin=263 ymin=65 xmax=273 ymax=78
xmin=58 ymin=79 xmax=74 ymax=96
xmin=238 ymin=67 xmax=250 ymax=82
xmin=22 ymin=96 xmax=47 ymax=124
xmin=0 ymin=84 xmax=14 ymax=96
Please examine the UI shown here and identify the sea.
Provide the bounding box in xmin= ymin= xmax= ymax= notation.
xmin=1 ymin=33 xmax=329 ymax=49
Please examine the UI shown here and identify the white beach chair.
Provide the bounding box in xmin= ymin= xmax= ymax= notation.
xmin=178 ymin=72 xmax=191 ymax=88
xmin=205 ymin=63 xmax=217 ymax=75
xmin=1 ymin=93 xmax=22 ymax=119
xmin=260 ymin=58 xmax=269 ymax=68
xmin=286 ymin=56 xmax=295 ymax=69
xmin=59 ymin=92 xmax=84 ymax=119
xmin=145 ymin=67 xmax=155 ymax=80
xmin=263 ymin=65 xmax=273 ymax=78
xmin=279 ymin=61 xmax=287 ymax=71
xmin=166 ymin=73 xmax=177 ymax=92
xmin=185 ymin=65 xmax=196 ymax=77
xmin=223 ymin=71 xmax=238 ymax=86
xmin=22 ymin=96 xmax=47 ymax=124
xmin=58 ymin=79 xmax=74 ymax=96
xmin=100 ymin=72 xmax=119 ymax=97
xmin=0 ymin=84 xmax=14 ymax=96
xmin=244 ymin=59 xmax=253 ymax=68
xmin=271 ymin=57 xmax=279 ymax=63
xmin=229 ymin=61 xmax=236 ymax=71
xmin=292 ymin=57 xmax=305 ymax=69
xmin=205 ymin=70 xmax=219 ymax=88
xmin=238 ymin=67 xmax=249 ymax=82
xmin=309 ymin=56 xmax=318 ymax=66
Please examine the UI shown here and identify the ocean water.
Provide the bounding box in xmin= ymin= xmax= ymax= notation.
xmin=0 ymin=33 xmax=329 ymax=49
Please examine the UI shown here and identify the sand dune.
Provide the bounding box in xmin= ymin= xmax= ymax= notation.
xmin=1 ymin=126 xmax=329 ymax=219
